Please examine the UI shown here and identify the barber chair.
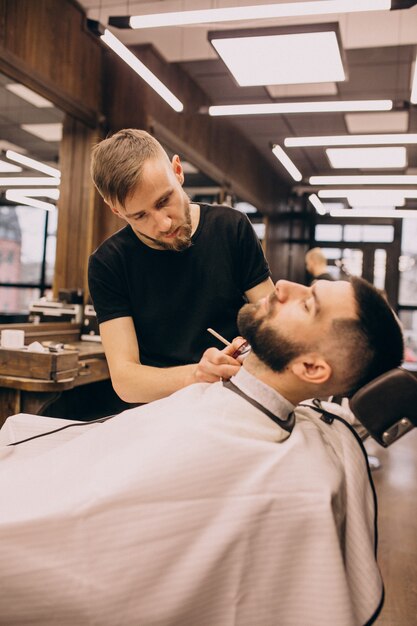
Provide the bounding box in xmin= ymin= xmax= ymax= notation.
xmin=349 ymin=367 xmax=417 ymax=447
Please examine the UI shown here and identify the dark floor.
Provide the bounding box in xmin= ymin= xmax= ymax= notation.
xmin=365 ymin=429 xmax=417 ymax=625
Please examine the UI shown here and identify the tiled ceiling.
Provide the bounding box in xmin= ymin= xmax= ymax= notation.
xmin=78 ymin=0 xmax=417 ymax=209
xmin=3 ymin=1 xmax=417 ymax=210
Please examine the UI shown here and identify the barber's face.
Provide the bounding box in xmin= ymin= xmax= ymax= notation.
xmin=111 ymin=155 xmax=192 ymax=251
xmin=238 ymin=280 xmax=357 ymax=372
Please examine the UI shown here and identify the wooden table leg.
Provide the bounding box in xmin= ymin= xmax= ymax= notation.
xmin=0 ymin=389 xmax=62 ymax=429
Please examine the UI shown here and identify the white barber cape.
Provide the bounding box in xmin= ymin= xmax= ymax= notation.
xmin=0 ymin=368 xmax=382 ymax=626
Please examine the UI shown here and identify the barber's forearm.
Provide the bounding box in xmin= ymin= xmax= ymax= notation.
xmin=110 ymin=362 xmax=199 ymax=404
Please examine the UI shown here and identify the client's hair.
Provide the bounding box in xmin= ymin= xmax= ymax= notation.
xmin=90 ymin=129 xmax=167 ymax=208
xmin=330 ymin=276 xmax=404 ymax=396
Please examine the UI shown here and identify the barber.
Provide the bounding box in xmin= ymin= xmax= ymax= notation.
xmin=88 ymin=129 xmax=274 ymax=404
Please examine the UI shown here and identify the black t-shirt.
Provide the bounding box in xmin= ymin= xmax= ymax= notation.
xmin=88 ymin=203 xmax=270 ymax=367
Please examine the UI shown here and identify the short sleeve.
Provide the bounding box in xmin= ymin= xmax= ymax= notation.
xmin=88 ymin=253 xmax=132 ymax=325
xmin=236 ymin=213 xmax=271 ymax=292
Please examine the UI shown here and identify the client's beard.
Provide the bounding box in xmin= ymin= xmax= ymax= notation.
xmin=237 ymin=303 xmax=305 ymax=372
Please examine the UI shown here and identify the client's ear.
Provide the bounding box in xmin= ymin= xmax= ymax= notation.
xmin=290 ymin=353 xmax=332 ymax=385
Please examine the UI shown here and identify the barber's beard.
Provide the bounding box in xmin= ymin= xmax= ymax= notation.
xmin=237 ymin=303 xmax=305 ymax=372
xmin=139 ymin=197 xmax=193 ymax=252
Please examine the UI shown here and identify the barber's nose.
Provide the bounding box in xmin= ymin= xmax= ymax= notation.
xmin=275 ymin=280 xmax=307 ymax=302
xmin=154 ymin=211 xmax=172 ymax=232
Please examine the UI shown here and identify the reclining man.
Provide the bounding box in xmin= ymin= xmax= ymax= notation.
xmin=0 ymin=277 xmax=404 ymax=626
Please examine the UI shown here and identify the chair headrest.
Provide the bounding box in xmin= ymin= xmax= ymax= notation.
xmin=349 ymin=367 xmax=417 ymax=446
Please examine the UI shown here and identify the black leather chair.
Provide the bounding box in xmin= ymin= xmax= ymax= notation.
xmin=349 ymin=367 xmax=417 ymax=447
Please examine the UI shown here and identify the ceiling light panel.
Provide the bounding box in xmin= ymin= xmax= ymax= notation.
xmin=345 ymin=112 xmax=409 ymax=133
xmin=326 ymin=147 xmax=407 ymax=169
xmin=209 ymin=27 xmax=345 ymax=87
xmin=21 ymin=123 xmax=63 ymax=142
xmin=267 ymin=83 xmax=337 ymax=98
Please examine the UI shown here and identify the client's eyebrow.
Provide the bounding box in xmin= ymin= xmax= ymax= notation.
xmin=311 ymin=284 xmax=321 ymax=316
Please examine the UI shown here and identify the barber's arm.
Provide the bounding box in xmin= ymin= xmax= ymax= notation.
xmin=100 ymin=317 xmax=245 ymax=404
xmin=245 ymin=277 xmax=275 ymax=303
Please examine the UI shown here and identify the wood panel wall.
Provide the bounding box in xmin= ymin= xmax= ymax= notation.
xmin=0 ymin=0 xmax=104 ymax=296
xmin=54 ymin=116 xmax=97 ymax=297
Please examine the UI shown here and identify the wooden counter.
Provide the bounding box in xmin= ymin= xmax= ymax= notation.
xmin=0 ymin=340 xmax=109 ymax=427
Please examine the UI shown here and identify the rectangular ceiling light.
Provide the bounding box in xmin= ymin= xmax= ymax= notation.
xmin=5 ymin=83 xmax=54 ymax=108
xmin=285 ymin=133 xmax=417 ymax=147
xmin=21 ymin=123 xmax=63 ymax=142
xmin=326 ymin=147 xmax=407 ymax=169
xmin=100 ymin=29 xmax=183 ymax=112
xmin=209 ymin=26 xmax=345 ymax=87
xmin=310 ymin=175 xmax=417 ymax=184
xmin=411 ymin=58 xmax=417 ymax=104
xmin=209 ymin=100 xmax=392 ymax=116
xmin=267 ymin=83 xmax=337 ymax=98
xmin=6 ymin=150 xmax=60 ymax=178
xmin=345 ymin=111 xmax=408 ymax=133
xmin=0 ymin=160 xmax=22 ymax=173
xmin=272 ymin=145 xmax=302 ymax=181
xmin=121 ymin=1 xmax=391 ymax=29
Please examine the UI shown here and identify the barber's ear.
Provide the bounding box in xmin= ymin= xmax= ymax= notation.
xmin=172 ymin=154 xmax=185 ymax=185
xmin=290 ymin=354 xmax=332 ymax=385
xmin=109 ymin=204 xmax=124 ymax=219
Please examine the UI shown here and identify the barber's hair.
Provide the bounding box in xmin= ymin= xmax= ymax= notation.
xmin=330 ymin=276 xmax=404 ymax=396
xmin=90 ymin=129 xmax=167 ymax=208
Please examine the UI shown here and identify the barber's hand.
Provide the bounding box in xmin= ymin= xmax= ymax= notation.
xmin=193 ymin=337 xmax=247 ymax=383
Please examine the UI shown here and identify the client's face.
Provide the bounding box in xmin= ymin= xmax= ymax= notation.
xmin=238 ymin=279 xmax=356 ymax=372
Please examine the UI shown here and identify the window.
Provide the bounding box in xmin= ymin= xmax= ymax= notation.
xmin=0 ymin=205 xmax=56 ymax=314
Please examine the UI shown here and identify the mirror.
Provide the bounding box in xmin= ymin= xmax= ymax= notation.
xmin=0 ymin=71 xmax=64 ymax=321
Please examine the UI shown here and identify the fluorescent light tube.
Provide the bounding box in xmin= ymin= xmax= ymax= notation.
xmin=5 ymin=190 xmax=56 ymax=212
xmin=208 ymin=101 xmax=392 ymax=116
xmin=318 ymin=189 xmax=417 ymax=200
xmin=329 ymin=208 xmax=417 ymax=219
xmin=101 ymin=29 xmax=183 ymax=113
xmin=0 ymin=160 xmax=22 ymax=173
xmin=210 ymin=31 xmax=345 ymax=87
xmin=308 ymin=194 xmax=327 ymax=215
xmin=326 ymin=147 xmax=407 ymax=169
xmin=7 ymin=188 xmax=60 ymax=200
xmin=0 ymin=177 xmax=60 ymax=186
xmin=285 ymin=133 xmax=417 ymax=147
xmin=128 ymin=1 xmax=390 ymax=29
xmin=6 ymin=150 xmax=61 ymax=178
xmin=5 ymin=83 xmax=54 ymax=108
xmin=272 ymin=145 xmax=302 ymax=181
xmin=310 ymin=175 xmax=417 ymax=185
xmin=411 ymin=58 xmax=417 ymax=104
